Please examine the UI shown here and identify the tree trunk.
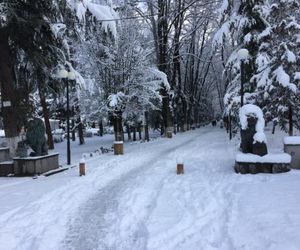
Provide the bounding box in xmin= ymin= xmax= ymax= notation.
xmin=99 ymin=119 xmax=103 ymax=137
xmin=0 ymin=28 xmax=20 ymax=156
xmin=78 ymin=117 xmax=85 ymax=145
xmin=113 ymin=112 xmax=123 ymax=141
xmin=126 ymin=125 xmax=131 ymax=141
xmin=38 ymin=86 xmax=54 ymax=150
xmin=72 ymin=119 xmax=76 ymax=141
xmin=138 ymin=123 xmax=142 ymax=140
xmin=289 ymin=106 xmax=293 ymax=136
xmin=144 ymin=111 xmax=149 ymax=142
xmin=133 ymin=127 xmax=136 ymax=141
xmin=182 ymin=98 xmax=188 ymax=131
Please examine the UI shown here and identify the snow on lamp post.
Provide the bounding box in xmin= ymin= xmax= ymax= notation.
xmin=237 ymin=48 xmax=249 ymax=107
xmin=57 ymin=68 xmax=75 ymax=165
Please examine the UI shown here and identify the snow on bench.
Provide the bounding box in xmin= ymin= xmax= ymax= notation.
xmin=235 ymin=153 xmax=291 ymax=174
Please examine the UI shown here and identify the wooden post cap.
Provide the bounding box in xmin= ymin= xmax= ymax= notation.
xmin=114 ymin=141 xmax=124 ymax=155
xmin=166 ymin=131 xmax=172 ymax=138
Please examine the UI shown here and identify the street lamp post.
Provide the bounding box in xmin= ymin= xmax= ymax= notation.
xmin=57 ymin=68 xmax=76 ymax=165
xmin=237 ymin=48 xmax=249 ymax=107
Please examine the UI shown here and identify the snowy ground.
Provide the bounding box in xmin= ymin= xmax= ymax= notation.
xmin=0 ymin=126 xmax=300 ymax=250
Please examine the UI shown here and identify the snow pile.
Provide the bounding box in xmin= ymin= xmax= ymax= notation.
xmin=239 ymin=104 xmax=264 ymax=131
xmin=108 ymin=92 xmax=125 ymax=107
xmin=253 ymin=131 xmax=267 ymax=144
xmin=75 ymin=1 xmax=86 ymax=21
xmin=236 ymin=153 xmax=291 ymax=163
xmin=294 ymin=72 xmax=300 ymax=80
xmin=283 ymin=136 xmax=300 ymax=145
xmin=273 ymin=66 xmax=297 ymax=93
xmin=50 ymin=23 xmax=66 ymax=39
xmin=66 ymin=0 xmax=118 ymax=38
xmin=86 ymin=3 xmax=118 ymax=38
xmin=148 ymin=68 xmax=170 ymax=91
xmin=240 ymin=104 xmax=267 ymax=143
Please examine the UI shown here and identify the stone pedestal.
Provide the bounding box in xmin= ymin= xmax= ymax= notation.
xmin=13 ymin=153 xmax=59 ymax=176
xmin=235 ymin=153 xmax=291 ymax=174
xmin=284 ymin=137 xmax=300 ymax=169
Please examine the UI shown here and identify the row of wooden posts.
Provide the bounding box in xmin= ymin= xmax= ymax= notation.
xmin=78 ymin=133 xmax=185 ymax=176
xmin=79 ymin=160 xmax=184 ymax=176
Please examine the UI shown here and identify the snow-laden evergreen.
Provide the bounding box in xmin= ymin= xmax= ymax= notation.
xmin=214 ymin=0 xmax=268 ymax=116
xmin=253 ymin=0 xmax=300 ymax=131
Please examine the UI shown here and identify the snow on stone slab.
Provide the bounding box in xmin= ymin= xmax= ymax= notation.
xmin=283 ymin=136 xmax=300 ymax=145
xmin=236 ymin=153 xmax=291 ymax=163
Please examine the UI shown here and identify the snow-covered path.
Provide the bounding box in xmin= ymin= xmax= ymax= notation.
xmin=61 ymin=128 xmax=236 ymax=250
xmin=1 ymin=127 xmax=300 ymax=250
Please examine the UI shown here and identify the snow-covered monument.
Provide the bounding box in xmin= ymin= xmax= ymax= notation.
xmin=235 ymin=104 xmax=291 ymax=174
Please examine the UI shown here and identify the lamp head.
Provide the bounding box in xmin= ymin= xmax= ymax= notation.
xmin=237 ymin=48 xmax=249 ymax=61
xmin=56 ymin=69 xmax=68 ymax=79
xmin=68 ymin=71 xmax=76 ymax=80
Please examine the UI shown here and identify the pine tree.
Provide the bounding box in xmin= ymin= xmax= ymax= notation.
xmin=253 ymin=0 xmax=300 ymax=133
xmin=0 ymin=0 xmax=68 ymax=154
xmin=214 ymin=0 xmax=268 ymax=132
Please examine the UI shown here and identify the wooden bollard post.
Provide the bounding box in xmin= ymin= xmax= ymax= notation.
xmin=166 ymin=131 xmax=172 ymax=138
xmin=176 ymin=157 xmax=184 ymax=174
xmin=79 ymin=159 xmax=86 ymax=176
xmin=114 ymin=141 xmax=124 ymax=155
